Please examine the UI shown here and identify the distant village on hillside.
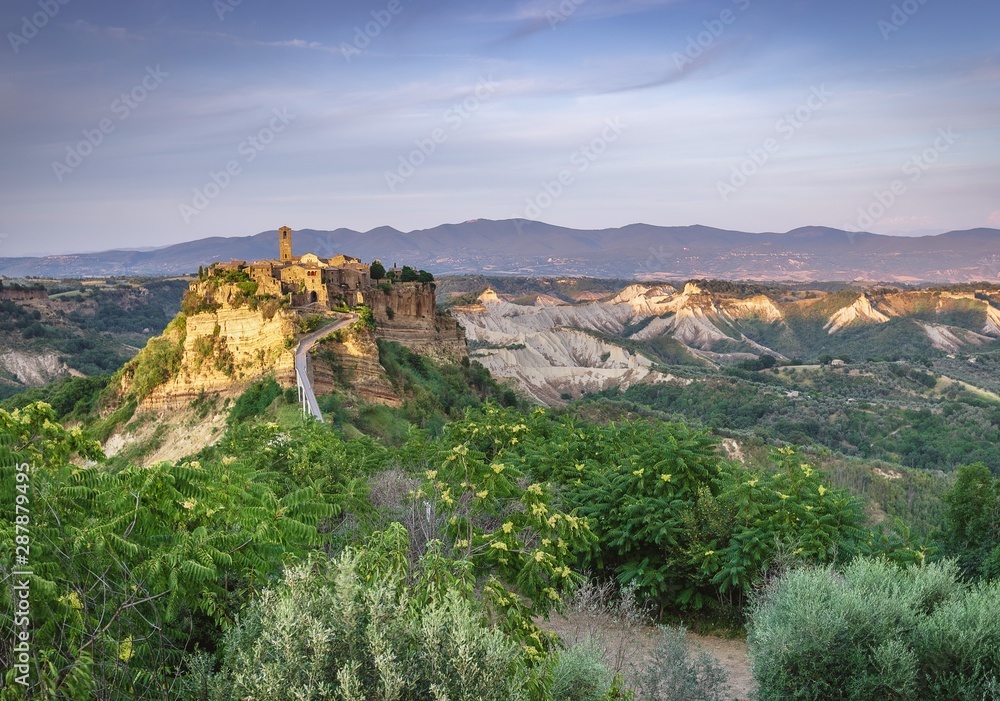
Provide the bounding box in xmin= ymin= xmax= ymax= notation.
xmin=207 ymin=226 xmax=432 ymax=309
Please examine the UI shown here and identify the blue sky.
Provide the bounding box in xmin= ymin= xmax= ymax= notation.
xmin=1 ymin=0 xmax=998 ymax=256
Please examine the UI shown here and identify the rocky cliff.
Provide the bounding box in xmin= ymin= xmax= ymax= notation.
xmin=119 ymin=290 xmax=300 ymax=412
xmin=0 ymin=285 xmax=48 ymax=301
xmin=368 ymin=283 xmax=466 ymax=361
xmin=110 ymin=280 xmax=454 ymax=413
xmin=309 ymin=327 xmax=400 ymax=407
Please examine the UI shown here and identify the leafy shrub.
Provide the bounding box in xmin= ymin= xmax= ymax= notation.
xmin=182 ymin=543 xmax=534 ymax=701
xmin=748 ymin=557 xmax=1000 ymax=700
xmin=942 ymin=462 xmax=1000 ymax=579
xmin=181 ymin=288 xmax=221 ymax=315
xmin=575 ymin=428 xmax=867 ymax=610
xmin=409 ymin=409 xmax=597 ymax=652
xmin=633 ymin=627 xmax=729 ymax=701
xmin=350 ymin=304 xmax=375 ymax=332
xmin=130 ymin=336 xmax=183 ymax=401
xmin=551 ymin=643 xmax=613 ymax=701
xmin=0 ymin=403 xmax=338 ymax=700
xmin=228 ymin=377 xmax=282 ymax=425
xmin=299 ymin=314 xmax=326 ymax=333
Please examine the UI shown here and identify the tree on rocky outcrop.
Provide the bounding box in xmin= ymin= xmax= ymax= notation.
xmin=370 ymin=260 xmax=386 ymax=281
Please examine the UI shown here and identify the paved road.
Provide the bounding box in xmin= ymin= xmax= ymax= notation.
xmin=294 ymin=314 xmax=356 ymax=421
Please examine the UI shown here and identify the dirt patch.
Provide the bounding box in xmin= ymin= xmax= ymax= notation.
xmin=105 ymin=404 xmax=229 ymax=466
xmin=720 ymin=438 xmax=746 ymax=464
xmin=687 ymin=631 xmax=754 ymax=700
xmin=541 ymin=611 xmax=755 ymax=700
xmin=872 ymin=467 xmax=903 ymax=481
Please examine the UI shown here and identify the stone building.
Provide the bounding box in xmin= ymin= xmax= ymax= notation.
xmin=210 ymin=227 xmax=372 ymax=308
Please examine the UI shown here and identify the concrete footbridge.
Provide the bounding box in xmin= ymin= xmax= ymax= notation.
xmin=294 ymin=314 xmax=356 ymax=421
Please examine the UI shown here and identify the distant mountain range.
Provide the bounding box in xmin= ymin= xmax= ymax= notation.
xmin=3 ymin=221 xmax=999 ymax=282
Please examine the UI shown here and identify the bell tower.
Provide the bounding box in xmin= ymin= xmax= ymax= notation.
xmin=279 ymin=226 xmax=293 ymax=262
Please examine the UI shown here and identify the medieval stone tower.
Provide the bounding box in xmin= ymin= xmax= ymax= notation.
xmin=279 ymin=226 xmax=293 ymax=262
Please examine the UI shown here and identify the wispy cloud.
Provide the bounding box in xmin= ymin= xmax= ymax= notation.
xmin=69 ymin=20 xmax=143 ymax=43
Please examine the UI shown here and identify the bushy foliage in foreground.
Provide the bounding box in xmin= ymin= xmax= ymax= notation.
xmin=551 ymin=643 xmax=613 ymax=701
xmin=748 ymin=557 xmax=1000 ymax=700
xmin=437 ymin=405 xmax=880 ymax=612
xmin=633 ymin=627 xmax=729 ymax=701
xmin=180 ymin=546 xmax=534 ymax=701
xmin=0 ymin=407 xmax=366 ymax=700
xmin=0 ymin=396 xmax=967 ymax=700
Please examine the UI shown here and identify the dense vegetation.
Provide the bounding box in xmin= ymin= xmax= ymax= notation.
xmin=8 ymin=380 xmax=991 ymax=699
xmin=596 ymin=359 xmax=1000 ymax=474
xmin=748 ymin=558 xmax=1000 ymax=700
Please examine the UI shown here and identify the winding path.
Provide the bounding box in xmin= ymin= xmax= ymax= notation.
xmin=294 ymin=314 xmax=356 ymax=421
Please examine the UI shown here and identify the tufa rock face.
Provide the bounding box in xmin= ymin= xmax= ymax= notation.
xmin=0 ymin=286 xmax=48 ymax=302
xmin=114 ymin=275 xmax=468 ymax=415
xmin=309 ymin=328 xmax=400 ymax=407
xmin=368 ymin=283 xmax=467 ymax=361
xmin=141 ymin=293 xmax=300 ymax=411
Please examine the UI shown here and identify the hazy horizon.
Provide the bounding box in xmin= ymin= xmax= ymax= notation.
xmin=6 ymin=219 xmax=999 ymax=261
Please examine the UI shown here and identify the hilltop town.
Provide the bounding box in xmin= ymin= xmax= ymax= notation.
xmin=207 ymin=226 xmax=430 ymax=310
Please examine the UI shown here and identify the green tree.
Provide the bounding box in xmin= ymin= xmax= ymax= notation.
xmin=404 ymin=405 xmax=596 ymax=656
xmin=0 ymin=404 xmax=339 ymax=700
xmin=942 ymin=462 xmax=1000 ymax=579
xmin=369 ymin=260 xmax=386 ymax=281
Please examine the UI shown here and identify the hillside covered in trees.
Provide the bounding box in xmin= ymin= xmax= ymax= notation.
xmin=2 ymin=275 xmax=999 ymax=700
